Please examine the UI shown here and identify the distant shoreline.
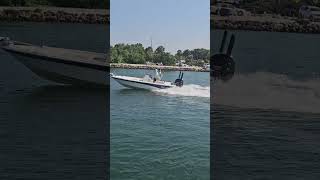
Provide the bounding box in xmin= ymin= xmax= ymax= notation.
xmin=110 ymin=63 xmax=209 ymax=72
xmin=0 ymin=6 xmax=109 ymax=24
xmin=212 ymin=15 xmax=320 ymax=34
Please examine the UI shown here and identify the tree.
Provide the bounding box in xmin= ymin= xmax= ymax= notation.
xmin=192 ymin=48 xmax=210 ymax=60
xmin=163 ymin=53 xmax=176 ymax=65
xmin=153 ymin=52 xmax=175 ymax=65
xmin=126 ymin=43 xmax=146 ymax=64
xmin=175 ymin=49 xmax=182 ymax=61
xmin=182 ymin=49 xmax=192 ymax=60
xmin=110 ymin=46 xmax=123 ymax=63
xmin=110 ymin=43 xmax=208 ymax=66
xmin=155 ymin=46 xmax=165 ymax=54
xmin=145 ymin=46 xmax=153 ymax=62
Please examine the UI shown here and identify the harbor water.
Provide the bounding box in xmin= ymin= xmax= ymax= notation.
xmin=110 ymin=69 xmax=210 ymax=179
xmin=4 ymin=22 xmax=320 ymax=180
xmin=211 ymin=30 xmax=320 ymax=179
xmin=0 ymin=22 xmax=109 ymax=179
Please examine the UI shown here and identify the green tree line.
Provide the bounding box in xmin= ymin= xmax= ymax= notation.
xmin=0 ymin=0 xmax=109 ymax=9
xmin=111 ymin=43 xmax=210 ymax=66
xmin=211 ymin=0 xmax=320 ymax=16
xmin=238 ymin=0 xmax=320 ymax=16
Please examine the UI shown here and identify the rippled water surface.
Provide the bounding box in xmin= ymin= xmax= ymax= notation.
xmin=110 ymin=69 xmax=210 ymax=179
xmin=212 ymin=30 xmax=320 ymax=179
xmin=0 ymin=22 xmax=109 ymax=179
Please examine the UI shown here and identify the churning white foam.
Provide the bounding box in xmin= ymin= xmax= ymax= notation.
xmin=212 ymin=72 xmax=320 ymax=114
xmin=153 ymin=84 xmax=210 ymax=98
xmin=152 ymin=72 xmax=320 ymax=113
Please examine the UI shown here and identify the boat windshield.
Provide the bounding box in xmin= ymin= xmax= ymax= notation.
xmin=143 ymin=74 xmax=153 ymax=82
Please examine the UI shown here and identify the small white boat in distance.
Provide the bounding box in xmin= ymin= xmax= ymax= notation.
xmin=111 ymin=69 xmax=184 ymax=90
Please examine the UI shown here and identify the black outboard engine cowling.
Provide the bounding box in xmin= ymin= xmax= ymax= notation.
xmin=211 ymin=31 xmax=236 ymax=82
xmin=212 ymin=53 xmax=235 ymax=81
xmin=174 ymin=79 xmax=184 ymax=87
xmin=174 ymin=71 xmax=184 ymax=87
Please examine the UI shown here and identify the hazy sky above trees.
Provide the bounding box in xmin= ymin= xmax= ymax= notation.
xmin=110 ymin=0 xmax=209 ymax=53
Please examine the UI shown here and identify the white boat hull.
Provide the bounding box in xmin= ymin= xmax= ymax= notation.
xmin=111 ymin=75 xmax=174 ymax=90
xmin=12 ymin=53 xmax=108 ymax=86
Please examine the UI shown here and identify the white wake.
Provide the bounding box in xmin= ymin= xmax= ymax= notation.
xmin=153 ymin=84 xmax=210 ymax=98
xmin=213 ymin=72 xmax=320 ymax=114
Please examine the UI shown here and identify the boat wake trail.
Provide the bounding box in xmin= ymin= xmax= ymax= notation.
xmin=213 ymin=72 xmax=320 ymax=114
xmin=153 ymin=84 xmax=210 ymax=98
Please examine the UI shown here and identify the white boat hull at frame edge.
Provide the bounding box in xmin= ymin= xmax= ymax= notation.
xmin=111 ymin=75 xmax=174 ymax=90
xmin=0 ymin=40 xmax=109 ymax=86
xmin=8 ymin=51 xmax=109 ymax=86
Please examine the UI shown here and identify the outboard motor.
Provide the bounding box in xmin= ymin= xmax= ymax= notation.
xmin=174 ymin=71 xmax=184 ymax=87
xmin=211 ymin=31 xmax=235 ymax=81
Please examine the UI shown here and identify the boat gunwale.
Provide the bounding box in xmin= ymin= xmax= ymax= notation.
xmin=111 ymin=75 xmax=174 ymax=89
xmin=2 ymin=46 xmax=109 ymax=72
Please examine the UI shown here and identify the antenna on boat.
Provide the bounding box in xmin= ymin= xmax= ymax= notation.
xmin=219 ymin=31 xmax=228 ymax=53
xmin=226 ymin=34 xmax=235 ymax=56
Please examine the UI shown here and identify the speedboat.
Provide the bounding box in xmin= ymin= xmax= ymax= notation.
xmin=111 ymin=69 xmax=184 ymax=90
xmin=0 ymin=37 xmax=108 ymax=86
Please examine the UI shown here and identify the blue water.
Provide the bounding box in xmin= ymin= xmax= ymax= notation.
xmin=211 ymin=30 xmax=320 ymax=179
xmin=0 ymin=22 xmax=109 ymax=179
xmin=110 ymin=69 xmax=210 ymax=179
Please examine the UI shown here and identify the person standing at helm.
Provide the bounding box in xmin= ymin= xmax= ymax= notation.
xmin=154 ymin=69 xmax=162 ymax=81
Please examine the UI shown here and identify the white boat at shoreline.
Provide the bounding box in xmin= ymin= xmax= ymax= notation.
xmin=111 ymin=69 xmax=184 ymax=90
xmin=0 ymin=37 xmax=108 ymax=86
